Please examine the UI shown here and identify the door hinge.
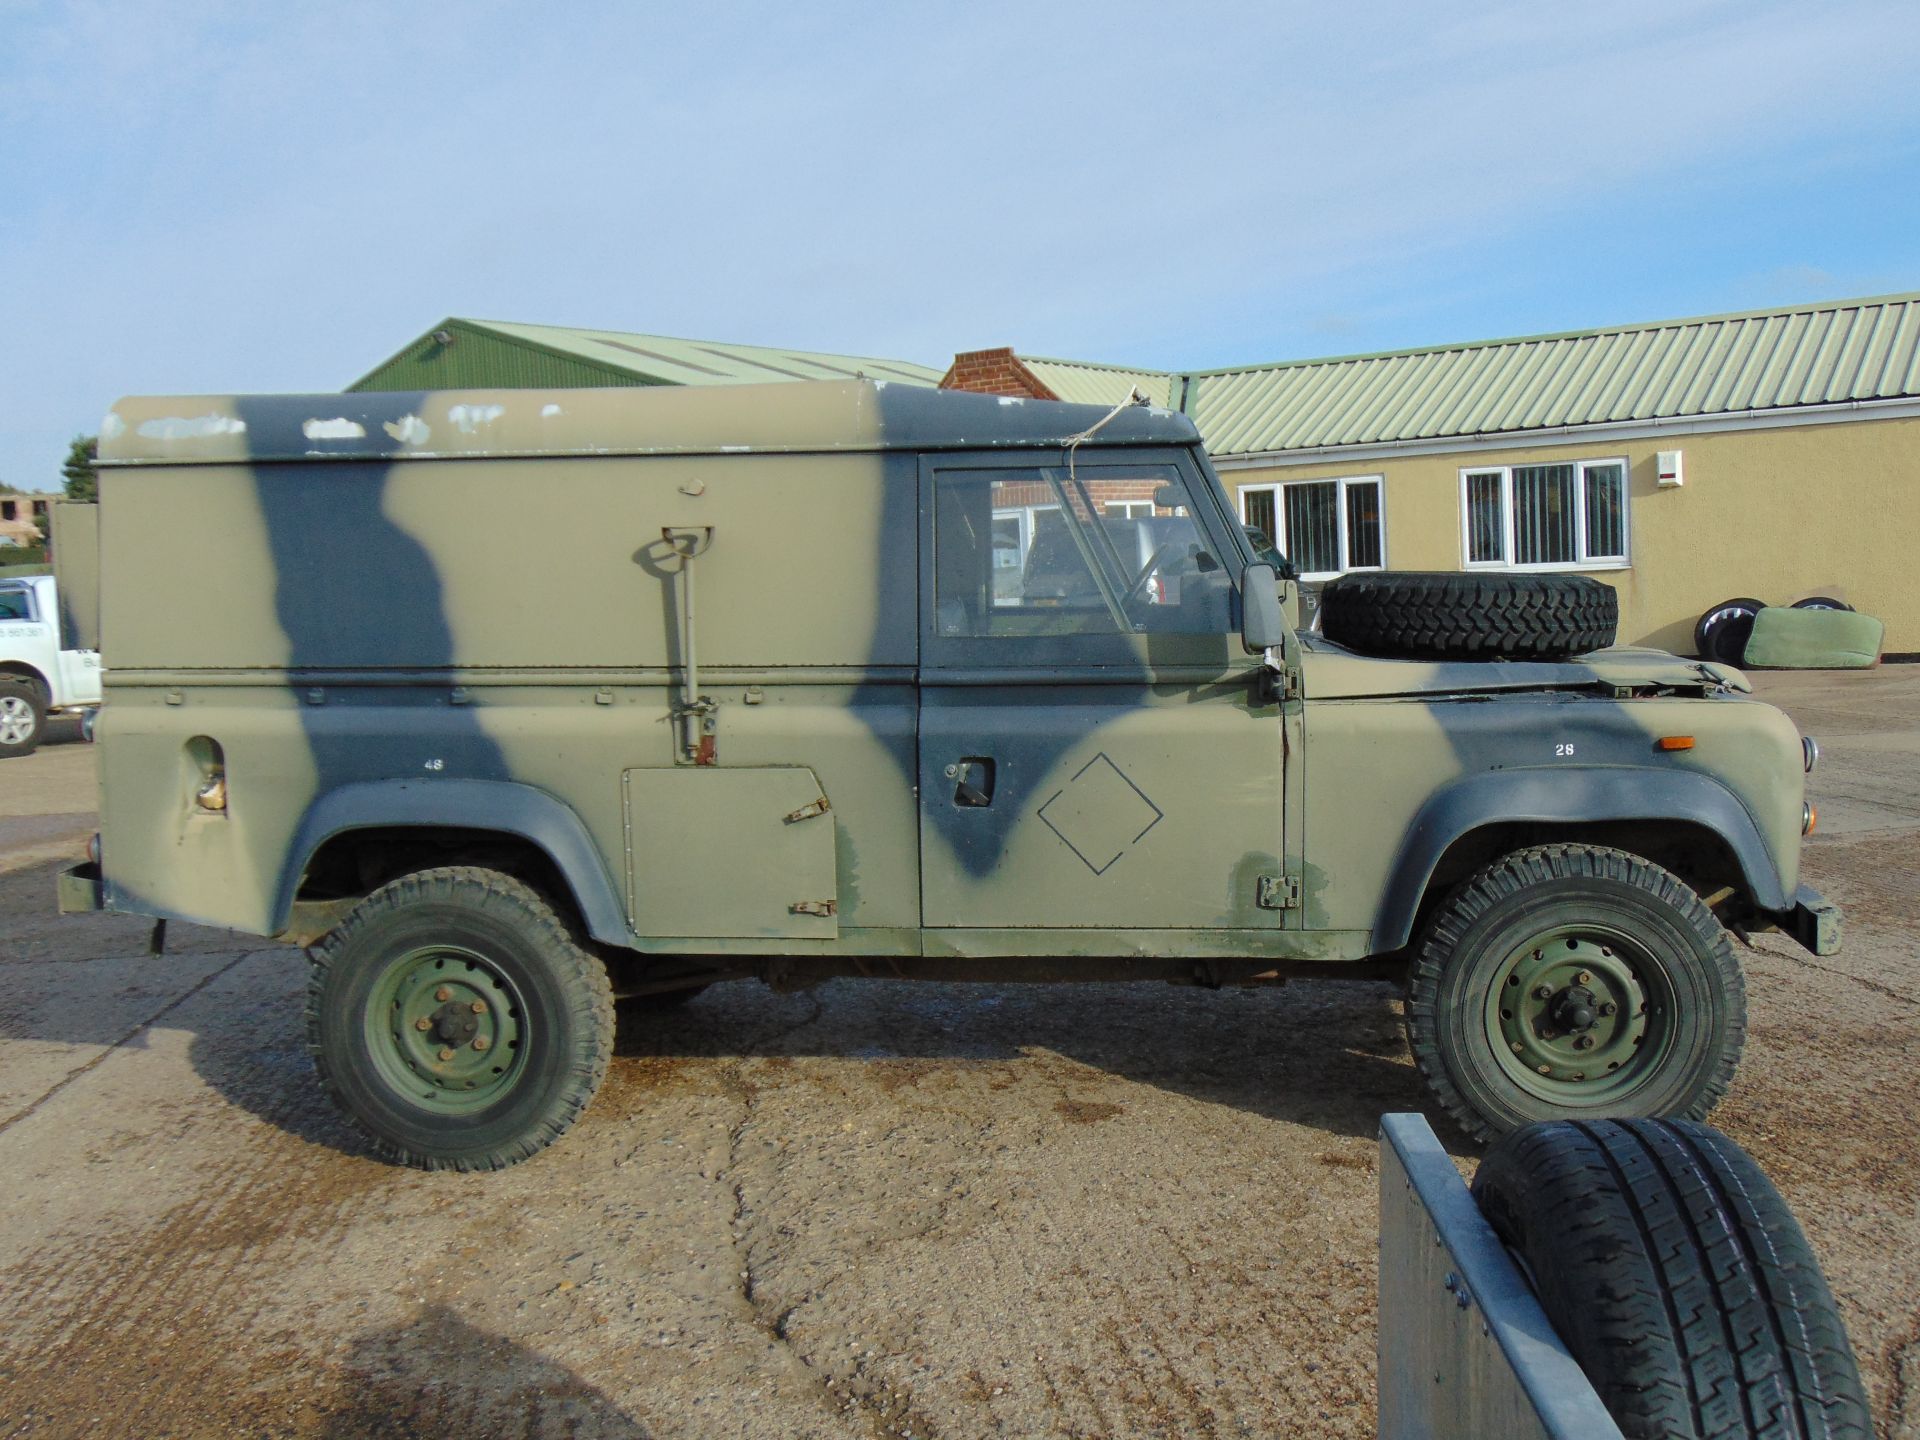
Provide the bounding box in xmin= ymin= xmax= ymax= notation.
xmin=783 ymin=797 xmax=831 ymax=824
xmin=1256 ymin=666 xmax=1298 ymax=704
xmin=1256 ymin=874 xmax=1301 ymax=911
xmin=790 ymin=899 xmax=837 ymax=918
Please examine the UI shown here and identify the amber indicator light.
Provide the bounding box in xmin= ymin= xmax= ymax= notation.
xmin=1657 ymin=735 xmax=1696 ymax=751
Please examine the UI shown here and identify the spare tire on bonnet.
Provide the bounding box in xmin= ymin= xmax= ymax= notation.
xmin=1318 ymin=571 xmax=1618 ymax=661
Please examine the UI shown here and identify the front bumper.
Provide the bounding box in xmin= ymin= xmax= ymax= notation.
xmin=58 ymin=861 xmax=103 ymax=914
xmin=1780 ymin=884 xmax=1841 ymax=956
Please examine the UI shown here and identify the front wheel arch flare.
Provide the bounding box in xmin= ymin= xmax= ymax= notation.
xmin=1372 ymin=767 xmax=1789 ymax=953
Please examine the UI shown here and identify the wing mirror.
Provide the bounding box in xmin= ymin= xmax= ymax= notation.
xmin=1241 ymin=562 xmax=1288 ymax=652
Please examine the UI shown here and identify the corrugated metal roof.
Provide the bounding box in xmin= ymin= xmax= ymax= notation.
xmin=465 ymin=320 xmax=945 ymax=388
xmin=1180 ymin=294 xmax=1920 ymax=456
xmin=1018 ymin=357 xmax=1178 ymax=409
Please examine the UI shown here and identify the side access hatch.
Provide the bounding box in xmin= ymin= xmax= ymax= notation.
xmin=622 ymin=767 xmax=838 ymax=940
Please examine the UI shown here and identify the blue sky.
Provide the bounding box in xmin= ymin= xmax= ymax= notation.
xmin=3 ymin=0 xmax=1918 ymax=490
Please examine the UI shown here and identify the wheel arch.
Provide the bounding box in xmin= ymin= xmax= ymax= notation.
xmin=0 ymin=661 xmax=51 ymax=703
xmin=277 ymin=780 xmax=631 ymax=946
xmin=1375 ymin=766 xmax=1789 ymax=953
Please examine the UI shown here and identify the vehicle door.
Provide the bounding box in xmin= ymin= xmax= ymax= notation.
xmin=917 ymin=448 xmax=1289 ymax=936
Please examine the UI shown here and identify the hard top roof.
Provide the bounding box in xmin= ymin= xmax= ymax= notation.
xmin=98 ymin=380 xmax=1198 ymax=467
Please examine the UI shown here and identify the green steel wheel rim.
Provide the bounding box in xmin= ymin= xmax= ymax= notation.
xmin=364 ymin=944 xmax=528 ymax=1114
xmin=1483 ymin=926 xmax=1671 ymax=1105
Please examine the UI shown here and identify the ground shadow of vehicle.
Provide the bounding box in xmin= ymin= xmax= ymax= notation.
xmin=1 ymin=856 xmax=1439 ymax=1154
xmin=310 ymin=1303 xmax=646 ymax=1439
xmin=607 ymin=976 xmax=1432 ymax=1145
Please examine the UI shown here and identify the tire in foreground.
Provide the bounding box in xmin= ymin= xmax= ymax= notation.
xmin=1474 ymin=1118 xmax=1871 ymax=1440
xmin=307 ymin=866 xmax=615 ymax=1170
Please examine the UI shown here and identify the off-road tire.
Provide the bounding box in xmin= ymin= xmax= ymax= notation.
xmin=0 ymin=678 xmax=46 ymax=758
xmin=306 ymin=867 xmax=614 ymax=1171
xmin=1474 ymin=1119 xmax=1872 ymax=1440
xmin=1406 ymin=844 xmax=1744 ymax=1142
xmin=1318 ymin=571 xmax=1617 ymax=660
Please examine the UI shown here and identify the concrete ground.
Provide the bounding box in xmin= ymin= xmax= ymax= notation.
xmin=1 ymin=675 xmax=1916 ymax=1439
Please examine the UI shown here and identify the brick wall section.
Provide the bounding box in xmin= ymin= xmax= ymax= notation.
xmin=940 ymin=348 xmax=1060 ymax=400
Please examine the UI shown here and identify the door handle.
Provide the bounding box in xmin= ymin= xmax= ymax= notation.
xmin=949 ymin=757 xmax=996 ymax=807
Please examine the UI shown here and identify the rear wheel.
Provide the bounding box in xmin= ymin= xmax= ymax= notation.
xmin=1474 ymin=1118 xmax=1872 ymax=1439
xmin=1406 ymin=844 xmax=1744 ymax=1142
xmin=0 ymin=679 xmax=45 ymax=758
xmin=307 ymin=867 xmax=614 ymax=1170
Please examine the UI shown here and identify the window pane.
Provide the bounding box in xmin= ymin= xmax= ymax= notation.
xmin=1344 ymin=481 xmax=1382 ymax=569
xmin=1583 ymin=463 xmax=1626 ymax=559
xmin=1283 ymin=481 xmax=1340 ymax=575
xmin=1243 ymin=488 xmax=1276 ymax=544
xmin=1465 ymin=472 xmax=1505 ymax=563
xmin=1513 ymin=464 xmax=1576 ymax=565
xmin=936 ymin=468 xmax=1233 ymax=638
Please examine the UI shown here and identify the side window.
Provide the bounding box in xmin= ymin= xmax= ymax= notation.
xmin=933 ymin=464 xmax=1235 ymax=640
xmin=0 ymin=588 xmax=31 ymax=622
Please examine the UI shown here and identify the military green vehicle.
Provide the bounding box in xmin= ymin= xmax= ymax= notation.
xmin=59 ymin=382 xmax=1837 ymax=1170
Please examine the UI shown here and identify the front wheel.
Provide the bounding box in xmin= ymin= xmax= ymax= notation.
xmin=1406 ymin=844 xmax=1745 ymax=1142
xmin=306 ymin=867 xmax=615 ymax=1170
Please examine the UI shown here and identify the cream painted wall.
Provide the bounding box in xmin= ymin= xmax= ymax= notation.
xmin=1225 ymin=414 xmax=1920 ymax=655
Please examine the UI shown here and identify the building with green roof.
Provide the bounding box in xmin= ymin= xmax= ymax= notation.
xmin=942 ymin=294 xmax=1920 ymax=654
xmin=349 ymin=318 xmax=944 ymax=394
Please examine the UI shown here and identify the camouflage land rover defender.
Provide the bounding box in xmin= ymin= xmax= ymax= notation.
xmin=59 ymin=382 xmax=1838 ymax=1169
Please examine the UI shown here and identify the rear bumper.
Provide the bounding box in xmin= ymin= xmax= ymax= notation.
xmin=57 ymin=860 xmax=103 ymax=914
xmin=1780 ymin=884 xmax=1841 ymax=956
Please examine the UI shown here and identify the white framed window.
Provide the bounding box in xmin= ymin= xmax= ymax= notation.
xmin=1105 ymin=500 xmax=1156 ymax=519
xmin=1239 ymin=475 xmax=1385 ymax=581
xmin=1461 ymin=460 xmax=1628 ymax=571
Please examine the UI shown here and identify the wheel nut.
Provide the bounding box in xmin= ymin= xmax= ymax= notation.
xmin=1511 ymin=1041 xmax=1524 ymax=1053
xmin=472 ymin=1036 xmax=489 ymax=1052
xmin=1536 ymin=1064 xmax=1552 ymax=1075
xmin=1533 ymin=983 xmax=1553 ymax=1000
xmin=470 ymin=1000 xmax=487 ymax=1015
xmin=1575 ymin=1035 xmax=1594 ymax=1050
xmin=414 ymin=1017 xmax=432 ymax=1032
xmin=1576 ymin=970 xmax=1592 ymax=985
xmin=435 ymin=986 xmax=452 ymax=1002
xmin=437 ymin=1046 xmax=455 ymax=1062
xmin=1599 ymin=1002 xmax=1618 ymax=1017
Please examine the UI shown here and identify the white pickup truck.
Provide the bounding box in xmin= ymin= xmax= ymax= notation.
xmin=0 ymin=572 xmax=100 ymax=757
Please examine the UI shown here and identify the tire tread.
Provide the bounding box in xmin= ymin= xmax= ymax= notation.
xmin=1473 ymin=1119 xmax=1872 ymax=1439
xmin=305 ymin=866 xmax=615 ymax=1172
xmin=1320 ymin=571 xmax=1618 ymax=661
xmin=1406 ymin=843 xmax=1744 ymax=1142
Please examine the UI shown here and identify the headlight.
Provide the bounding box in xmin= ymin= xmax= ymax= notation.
xmin=1802 ymin=736 xmax=1819 ymax=773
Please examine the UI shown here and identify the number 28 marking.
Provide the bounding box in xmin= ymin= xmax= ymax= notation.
xmin=1555 ymin=743 xmax=1576 ymax=757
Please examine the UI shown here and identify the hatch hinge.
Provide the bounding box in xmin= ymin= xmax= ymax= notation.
xmin=790 ymin=899 xmax=837 ymax=918
xmin=1256 ymin=874 xmax=1302 ymax=911
xmin=783 ymin=797 xmax=831 ymax=824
